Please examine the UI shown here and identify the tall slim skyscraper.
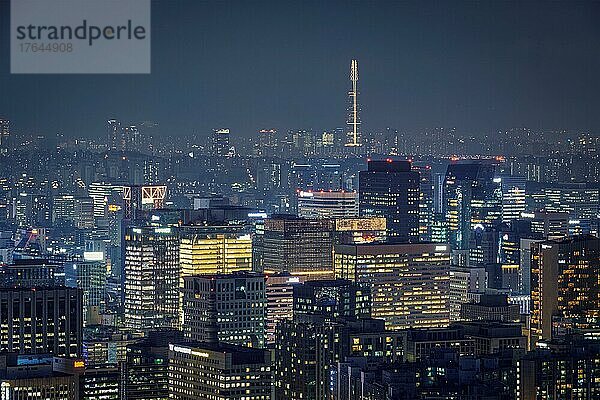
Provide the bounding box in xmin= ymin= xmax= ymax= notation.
xmin=108 ymin=119 xmax=122 ymax=151
xmin=124 ymin=226 xmax=180 ymax=331
xmin=345 ymin=59 xmax=361 ymax=148
xmin=0 ymin=118 xmax=9 ymax=154
xmin=359 ymin=160 xmax=420 ymax=242
xmin=499 ymin=174 xmax=527 ymax=222
xmin=443 ymin=163 xmax=502 ymax=250
xmin=413 ymin=164 xmax=434 ymax=241
xmin=212 ymin=128 xmax=231 ymax=156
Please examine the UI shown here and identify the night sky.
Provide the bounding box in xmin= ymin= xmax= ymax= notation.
xmin=1 ymin=0 xmax=600 ymax=139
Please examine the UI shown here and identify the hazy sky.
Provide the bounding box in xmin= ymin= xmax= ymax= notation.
xmin=1 ymin=0 xmax=600 ymax=139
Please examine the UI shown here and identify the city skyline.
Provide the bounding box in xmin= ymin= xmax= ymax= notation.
xmin=1 ymin=0 xmax=600 ymax=138
xmin=1 ymin=1 xmax=600 ymax=398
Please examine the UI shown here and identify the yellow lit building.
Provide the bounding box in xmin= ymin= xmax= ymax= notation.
xmin=530 ymin=235 xmax=600 ymax=347
xmin=179 ymin=224 xmax=253 ymax=277
xmin=334 ymin=242 xmax=451 ymax=330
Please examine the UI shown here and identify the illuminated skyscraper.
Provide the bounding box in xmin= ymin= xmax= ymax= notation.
xmin=443 ymin=163 xmax=502 ymax=250
xmin=530 ymin=235 xmax=600 ymax=346
xmin=178 ymin=223 xmax=253 ymax=321
xmin=0 ymin=287 xmax=82 ymax=357
xmin=412 ymin=164 xmax=434 ymax=241
xmin=297 ymin=190 xmax=359 ymax=218
xmin=345 ymin=59 xmax=361 ymax=148
xmin=212 ymin=128 xmax=231 ymax=156
xmin=359 ymin=160 xmax=420 ymax=242
xmin=521 ymin=210 xmax=569 ymax=239
xmin=257 ymin=215 xmax=335 ymax=279
xmin=124 ymin=226 xmax=180 ymax=331
xmin=88 ymin=182 xmax=125 ymax=218
xmin=179 ymin=224 xmax=253 ymax=277
xmin=257 ymin=128 xmax=276 ymax=156
xmin=66 ymin=257 xmax=107 ymax=325
xmin=168 ymin=342 xmax=272 ymax=400
xmin=499 ymin=174 xmax=527 ymax=222
xmin=334 ymin=242 xmax=451 ymax=329
xmin=182 ymin=273 xmax=266 ymax=348
xmin=265 ymin=273 xmax=300 ymax=344
xmin=108 ymin=119 xmax=122 ymax=151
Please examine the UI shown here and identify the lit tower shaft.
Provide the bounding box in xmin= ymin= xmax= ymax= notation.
xmin=346 ymin=59 xmax=361 ymax=148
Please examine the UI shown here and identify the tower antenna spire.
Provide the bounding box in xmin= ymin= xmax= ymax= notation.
xmin=346 ymin=59 xmax=361 ymax=149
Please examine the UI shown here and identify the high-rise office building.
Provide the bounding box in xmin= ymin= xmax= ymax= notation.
xmin=0 ymin=287 xmax=83 ymax=357
xmin=259 ymin=215 xmax=335 ymax=279
xmin=124 ymin=226 xmax=180 ymax=331
xmin=521 ymin=210 xmax=569 ymax=239
xmin=530 ymin=235 xmax=600 ymax=346
xmin=124 ymin=125 xmax=141 ymax=152
xmin=275 ymin=317 xmax=386 ymax=400
xmin=517 ymin=338 xmax=600 ymax=400
xmin=412 ymin=164 xmax=434 ymax=241
xmin=449 ymin=265 xmax=470 ymax=321
xmin=0 ymin=259 xmax=63 ymax=288
xmin=257 ymin=128 xmax=277 ymax=156
xmin=179 ymin=224 xmax=252 ymax=277
xmin=14 ymin=193 xmax=51 ymax=228
xmin=66 ymin=259 xmax=107 ymax=325
xmin=443 ymin=163 xmax=502 ymax=250
xmin=212 ymin=128 xmax=231 ymax=157
xmin=182 ymin=273 xmax=266 ymax=348
xmin=0 ymin=355 xmax=81 ymax=400
xmin=332 ymin=217 xmax=387 ymax=244
xmin=293 ymin=279 xmax=371 ymax=321
xmin=178 ymin=223 xmax=253 ymax=323
xmin=52 ymin=194 xmax=75 ymax=225
xmin=519 ymin=238 xmax=543 ymax=295
xmin=297 ymin=190 xmax=359 ymax=218
xmin=334 ymin=242 xmax=451 ymax=329
xmin=265 ymin=272 xmax=300 ymax=344
xmin=88 ymin=183 xmax=125 ymax=218
xmin=499 ymin=175 xmax=527 ymax=222
xmin=531 ymin=182 xmax=600 ymax=225
xmin=108 ymin=119 xmax=122 ymax=151
xmin=359 ymin=160 xmax=420 ymax=242
xmin=81 ymin=364 xmax=122 ymax=400
xmin=168 ymin=342 xmax=272 ymax=400
xmin=124 ymin=330 xmax=182 ymax=400
xmin=74 ymin=196 xmax=95 ymax=229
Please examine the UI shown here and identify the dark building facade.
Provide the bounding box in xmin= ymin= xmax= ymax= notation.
xmin=359 ymin=160 xmax=420 ymax=243
xmin=0 ymin=287 xmax=83 ymax=357
xmin=443 ymin=163 xmax=502 ymax=250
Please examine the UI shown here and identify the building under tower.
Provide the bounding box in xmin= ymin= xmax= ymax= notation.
xmin=345 ymin=59 xmax=361 ymax=149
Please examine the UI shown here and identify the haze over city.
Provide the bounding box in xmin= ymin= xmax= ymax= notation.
xmin=0 ymin=1 xmax=600 ymax=399
xmin=2 ymin=0 xmax=600 ymax=138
